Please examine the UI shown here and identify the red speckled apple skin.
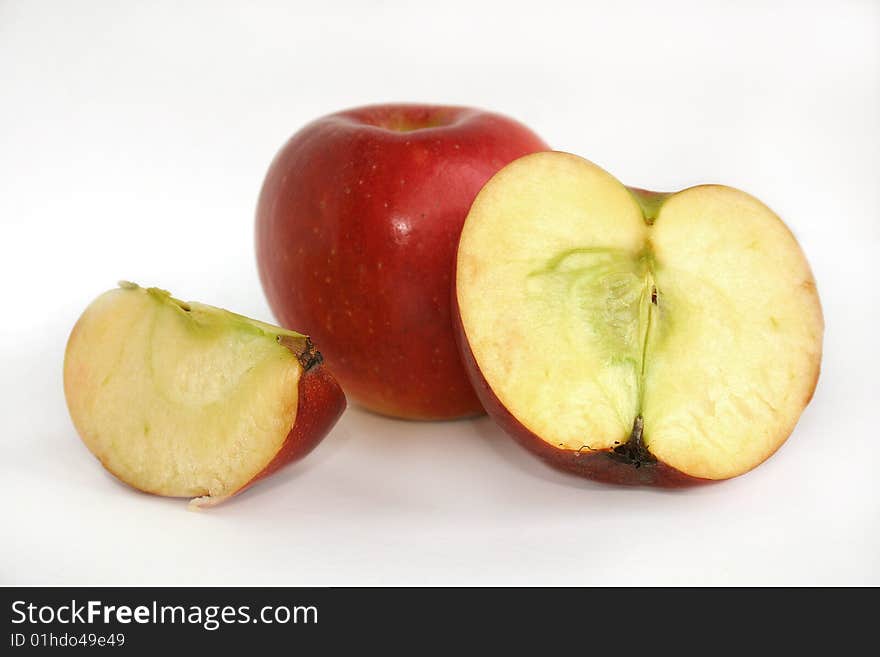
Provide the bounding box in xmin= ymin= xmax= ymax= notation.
xmin=236 ymin=363 xmax=346 ymax=495
xmin=256 ymin=104 xmax=549 ymax=420
xmin=451 ymin=289 xmax=710 ymax=488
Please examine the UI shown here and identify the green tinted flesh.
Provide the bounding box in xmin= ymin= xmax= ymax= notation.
xmin=528 ymin=246 xmax=660 ymax=421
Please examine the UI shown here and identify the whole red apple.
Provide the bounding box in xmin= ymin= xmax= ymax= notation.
xmin=256 ymin=104 xmax=548 ymax=419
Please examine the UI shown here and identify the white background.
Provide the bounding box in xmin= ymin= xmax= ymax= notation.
xmin=1 ymin=0 xmax=877 ymax=585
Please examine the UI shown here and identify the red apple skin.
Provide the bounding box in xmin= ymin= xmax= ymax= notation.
xmin=451 ymin=292 xmax=711 ymax=487
xmin=256 ymin=104 xmax=549 ymax=420
xmin=233 ymin=363 xmax=346 ymax=497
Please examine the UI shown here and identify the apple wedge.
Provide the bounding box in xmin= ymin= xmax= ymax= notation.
xmin=63 ymin=282 xmax=345 ymax=506
xmin=454 ymin=152 xmax=823 ymax=485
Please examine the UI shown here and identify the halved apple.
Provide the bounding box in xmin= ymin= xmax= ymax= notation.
xmin=454 ymin=152 xmax=823 ymax=485
xmin=63 ymin=282 xmax=345 ymax=506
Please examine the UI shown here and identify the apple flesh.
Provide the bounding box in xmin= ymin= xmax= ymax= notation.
xmin=455 ymin=152 xmax=823 ymax=485
xmin=256 ymin=103 xmax=548 ymax=420
xmin=63 ymin=283 xmax=345 ymax=506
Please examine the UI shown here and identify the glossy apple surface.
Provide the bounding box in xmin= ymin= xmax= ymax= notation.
xmin=256 ymin=104 xmax=548 ymax=419
xmin=455 ymin=152 xmax=823 ymax=485
xmin=63 ymin=283 xmax=345 ymax=506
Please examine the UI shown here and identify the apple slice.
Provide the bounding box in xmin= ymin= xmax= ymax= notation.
xmin=454 ymin=152 xmax=823 ymax=485
xmin=63 ymin=282 xmax=345 ymax=506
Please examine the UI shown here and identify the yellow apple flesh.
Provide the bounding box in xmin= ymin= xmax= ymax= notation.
xmin=64 ymin=283 xmax=345 ymax=505
xmin=455 ymin=152 xmax=823 ymax=484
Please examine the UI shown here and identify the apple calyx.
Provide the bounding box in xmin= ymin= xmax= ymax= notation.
xmin=609 ymin=416 xmax=656 ymax=468
xmin=277 ymin=334 xmax=323 ymax=371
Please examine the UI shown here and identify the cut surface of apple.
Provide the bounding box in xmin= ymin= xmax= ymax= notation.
xmin=455 ymin=152 xmax=823 ymax=484
xmin=64 ymin=283 xmax=345 ymax=505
